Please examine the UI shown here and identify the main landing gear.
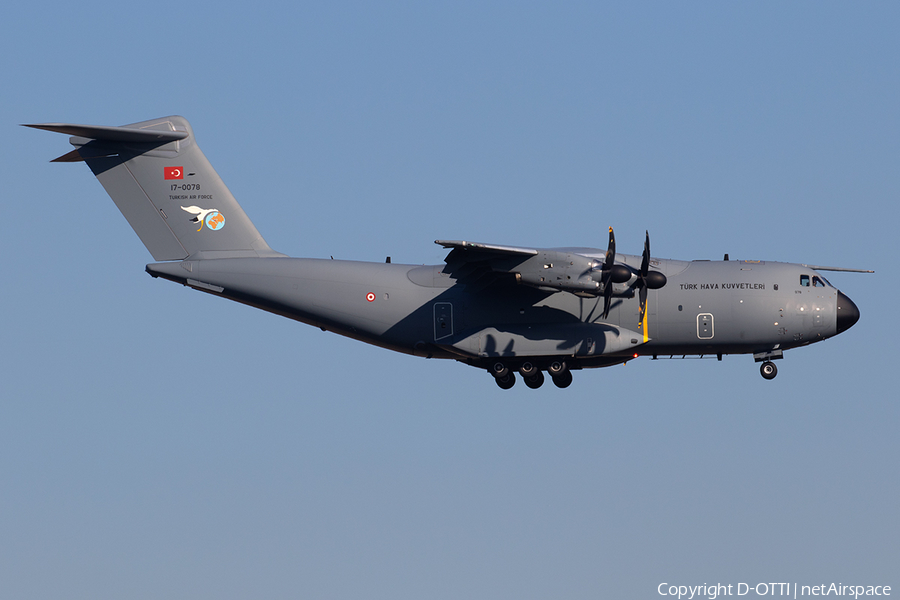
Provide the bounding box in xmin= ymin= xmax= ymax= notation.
xmin=489 ymin=361 xmax=572 ymax=390
xmin=759 ymin=361 xmax=777 ymax=380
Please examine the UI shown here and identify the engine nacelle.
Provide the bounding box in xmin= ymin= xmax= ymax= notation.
xmin=515 ymin=251 xmax=601 ymax=294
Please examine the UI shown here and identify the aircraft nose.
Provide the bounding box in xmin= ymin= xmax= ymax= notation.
xmin=836 ymin=291 xmax=860 ymax=333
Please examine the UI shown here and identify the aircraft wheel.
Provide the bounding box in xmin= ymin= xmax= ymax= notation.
xmin=490 ymin=362 xmax=509 ymax=379
xmin=524 ymin=370 xmax=545 ymax=389
xmin=547 ymin=360 xmax=568 ymax=377
xmin=551 ymin=370 xmax=573 ymax=389
xmin=519 ymin=361 xmax=539 ymax=378
xmin=495 ymin=372 xmax=516 ymax=390
xmin=760 ymin=361 xmax=777 ymax=380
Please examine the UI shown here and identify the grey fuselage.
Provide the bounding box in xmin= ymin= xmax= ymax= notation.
xmin=147 ymin=251 xmax=854 ymax=371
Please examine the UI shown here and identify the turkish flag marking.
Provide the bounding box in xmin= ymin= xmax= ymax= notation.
xmin=164 ymin=166 xmax=184 ymax=180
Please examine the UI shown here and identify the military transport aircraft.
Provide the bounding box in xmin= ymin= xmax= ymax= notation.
xmin=27 ymin=116 xmax=872 ymax=389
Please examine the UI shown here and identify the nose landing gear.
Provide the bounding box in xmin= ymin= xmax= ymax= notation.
xmin=754 ymin=350 xmax=783 ymax=380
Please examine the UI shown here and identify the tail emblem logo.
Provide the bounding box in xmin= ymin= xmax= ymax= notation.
xmin=181 ymin=205 xmax=225 ymax=232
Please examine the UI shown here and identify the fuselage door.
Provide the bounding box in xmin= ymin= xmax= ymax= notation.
xmin=434 ymin=302 xmax=453 ymax=341
xmin=697 ymin=313 xmax=714 ymax=339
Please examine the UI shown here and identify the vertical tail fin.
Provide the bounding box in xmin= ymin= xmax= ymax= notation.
xmin=26 ymin=116 xmax=283 ymax=261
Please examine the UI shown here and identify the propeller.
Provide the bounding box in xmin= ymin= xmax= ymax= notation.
xmin=599 ymin=227 xmax=631 ymax=318
xmin=636 ymin=230 xmax=667 ymax=326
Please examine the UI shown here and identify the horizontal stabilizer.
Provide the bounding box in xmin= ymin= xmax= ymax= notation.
xmin=23 ymin=122 xmax=188 ymax=144
xmin=50 ymin=149 xmax=88 ymax=163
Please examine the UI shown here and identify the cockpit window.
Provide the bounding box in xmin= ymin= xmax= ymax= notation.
xmin=800 ymin=274 xmax=810 ymax=287
xmin=813 ymin=276 xmax=826 ymax=287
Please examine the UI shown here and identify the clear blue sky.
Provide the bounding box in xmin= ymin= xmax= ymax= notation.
xmin=2 ymin=2 xmax=897 ymax=599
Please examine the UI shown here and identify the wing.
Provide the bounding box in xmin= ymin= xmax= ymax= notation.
xmin=435 ymin=240 xmax=602 ymax=295
xmin=436 ymin=240 xmax=540 ymax=257
xmin=436 ymin=240 xmax=537 ymax=291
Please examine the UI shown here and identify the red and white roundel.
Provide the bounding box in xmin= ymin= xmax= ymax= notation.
xmin=366 ymin=292 xmax=376 ymax=302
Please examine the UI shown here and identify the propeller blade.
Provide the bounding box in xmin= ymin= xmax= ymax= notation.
xmin=604 ymin=227 xmax=617 ymax=272
xmin=641 ymin=230 xmax=650 ymax=277
xmin=602 ymin=279 xmax=613 ymax=319
xmin=600 ymin=227 xmax=616 ymax=318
